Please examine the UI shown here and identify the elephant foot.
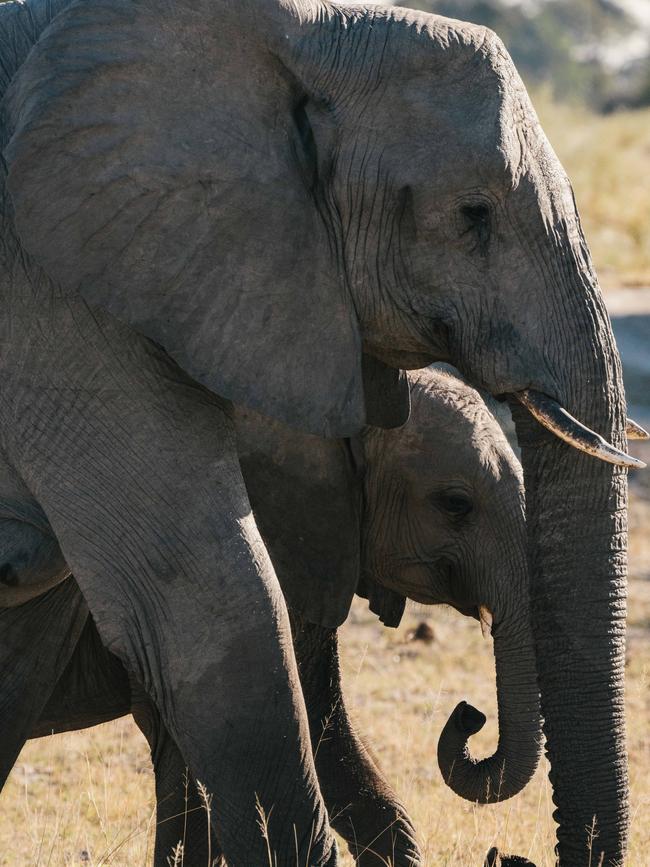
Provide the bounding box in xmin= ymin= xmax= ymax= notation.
xmin=484 ymin=846 xmax=537 ymax=866
xmin=343 ymin=809 xmax=421 ymax=866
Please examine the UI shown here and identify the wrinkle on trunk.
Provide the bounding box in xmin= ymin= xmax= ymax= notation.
xmin=502 ymin=211 xmax=631 ymax=864
xmin=513 ymin=407 xmax=629 ymax=867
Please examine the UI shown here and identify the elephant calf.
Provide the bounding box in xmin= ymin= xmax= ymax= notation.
xmin=0 ymin=366 xmax=540 ymax=866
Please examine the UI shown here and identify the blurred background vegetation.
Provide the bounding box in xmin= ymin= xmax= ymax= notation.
xmin=401 ymin=0 xmax=650 ymax=288
xmin=406 ymin=0 xmax=650 ymax=110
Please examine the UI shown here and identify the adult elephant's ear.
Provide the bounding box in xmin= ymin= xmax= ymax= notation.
xmin=235 ymin=406 xmax=361 ymax=629
xmin=362 ymin=356 xmax=411 ymax=430
xmin=4 ymin=0 xmax=364 ymax=437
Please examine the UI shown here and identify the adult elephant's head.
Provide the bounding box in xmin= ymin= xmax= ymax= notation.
xmin=3 ymin=1 xmax=643 ymax=862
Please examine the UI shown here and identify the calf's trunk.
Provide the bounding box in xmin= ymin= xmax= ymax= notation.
xmin=437 ymin=601 xmax=542 ymax=803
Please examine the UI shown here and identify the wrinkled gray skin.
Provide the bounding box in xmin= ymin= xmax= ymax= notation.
xmin=0 ymin=368 xmax=539 ymax=866
xmin=0 ymin=0 xmax=632 ymax=863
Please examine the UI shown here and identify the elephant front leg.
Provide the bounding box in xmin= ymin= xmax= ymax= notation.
xmin=72 ymin=498 xmax=336 ymax=867
xmin=39 ymin=465 xmax=334 ymax=866
xmin=1 ymin=312 xmax=337 ymax=867
xmin=290 ymin=614 xmax=421 ymax=866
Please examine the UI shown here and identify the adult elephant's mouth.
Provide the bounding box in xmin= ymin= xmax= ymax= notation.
xmin=514 ymin=389 xmax=646 ymax=469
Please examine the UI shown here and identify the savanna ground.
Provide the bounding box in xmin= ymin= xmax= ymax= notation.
xmin=1 ymin=96 xmax=649 ymax=865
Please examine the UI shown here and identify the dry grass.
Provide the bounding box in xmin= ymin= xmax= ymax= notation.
xmin=532 ymin=93 xmax=650 ymax=289
xmin=0 ymin=720 xmax=156 ymax=865
xmin=1 ymin=491 xmax=648 ymax=865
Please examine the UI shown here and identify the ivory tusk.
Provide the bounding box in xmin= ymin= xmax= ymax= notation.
xmin=627 ymin=418 xmax=650 ymax=441
xmin=516 ymin=389 xmax=646 ymax=470
xmin=479 ymin=605 xmax=493 ymax=639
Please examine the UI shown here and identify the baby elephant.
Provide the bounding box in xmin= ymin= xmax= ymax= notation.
xmin=0 ymin=366 xmax=540 ymax=866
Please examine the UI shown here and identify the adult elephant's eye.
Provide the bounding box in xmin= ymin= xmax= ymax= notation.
xmin=431 ymin=490 xmax=474 ymax=518
xmin=459 ymin=203 xmax=491 ymax=256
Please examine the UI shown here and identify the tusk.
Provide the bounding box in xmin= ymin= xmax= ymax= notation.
xmin=479 ymin=605 xmax=493 ymax=639
xmin=627 ymin=418 xmax=650 ymax=441
xmin=516 ymin=389 xmax=646 ymax=470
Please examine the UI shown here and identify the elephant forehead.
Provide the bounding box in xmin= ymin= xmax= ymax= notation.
xmin=379 ymin=369 xmax=520 ymax=483
xmin=405 ymin=369 xmax=492 ymax=436
xmin=384 ymin=45 xmax=531 ymax=190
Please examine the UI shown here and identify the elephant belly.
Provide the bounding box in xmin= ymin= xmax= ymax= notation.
xmin=0 ymin=519 xmax=70 ymax=607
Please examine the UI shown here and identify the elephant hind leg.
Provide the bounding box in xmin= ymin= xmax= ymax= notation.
xmin=32 ymin=598 xmax=220 ymax=867
xmin=0 ymin=578 xmax=88 ymax=788
xmin=131 ymin=680 xmax=224 ymax=867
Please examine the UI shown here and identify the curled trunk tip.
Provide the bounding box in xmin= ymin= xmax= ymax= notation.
xmin=437 ymin=624 xmax=542 ymax=805
xmin=437 ymin=700 xmax=539 ymax=804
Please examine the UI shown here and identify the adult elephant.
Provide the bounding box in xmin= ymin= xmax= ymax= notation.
xmin=0 ymin=0 xmax=644 ymax=863
xmin=1 ymin=367 xmax=540 ymax=865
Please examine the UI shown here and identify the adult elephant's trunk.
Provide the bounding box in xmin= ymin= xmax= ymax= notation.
xmin=510 ymin=283 xmax=630 ymax=865
xmin=514 ymin=422 xmax=628 ymax=865
xmin=437 ymin=607 xmax=542 ymax=803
